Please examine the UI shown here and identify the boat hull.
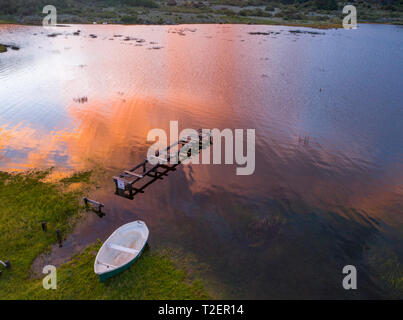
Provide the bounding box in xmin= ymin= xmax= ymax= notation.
xmin=98 ymin=242 xmax=147 ymax=282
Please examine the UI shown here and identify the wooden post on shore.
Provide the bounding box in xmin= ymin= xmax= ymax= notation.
xmin=56 ymin=230 xmax=62 ymax=248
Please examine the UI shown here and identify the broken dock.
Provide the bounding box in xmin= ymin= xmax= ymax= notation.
xmin=113 ymin=129 xmax=212 ymax=199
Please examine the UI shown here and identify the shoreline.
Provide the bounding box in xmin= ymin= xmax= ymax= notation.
xmin=0 ymin=0 xmax=400 ymax=31
xmin=0 ymin=169 xmax=213 ymax=299
xmin=1 ymin=20 xmax=402 ymax=29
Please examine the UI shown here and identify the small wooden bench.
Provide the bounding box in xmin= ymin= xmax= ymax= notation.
xmin=83 ymin=197 xmax=104 ymax=214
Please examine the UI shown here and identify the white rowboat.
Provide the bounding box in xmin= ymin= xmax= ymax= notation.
xmin=94 ymin=221 xmax=149 ymax=282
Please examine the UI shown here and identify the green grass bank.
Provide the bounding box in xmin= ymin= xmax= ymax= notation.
xmin=0 ymin=170 xmax=210 ymax=299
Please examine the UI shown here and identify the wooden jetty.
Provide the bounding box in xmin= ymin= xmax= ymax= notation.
xmin=113 ymin=129 xmax=212 ymax=199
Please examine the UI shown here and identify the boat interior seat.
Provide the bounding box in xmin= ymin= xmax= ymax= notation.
xmin=97 ymin=260 xmax=117 ymax=269
xmin=107 ymin=243 xmax=140 ymax=255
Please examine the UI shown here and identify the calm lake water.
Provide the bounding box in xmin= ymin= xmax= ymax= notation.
xmin=0 ymin=23 xmax=402 ymax=299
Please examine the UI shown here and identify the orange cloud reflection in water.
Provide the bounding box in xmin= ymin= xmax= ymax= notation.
xmin=0 ymin=123 xmax=69 ymax=170
xmin=0 ymin=25 xmax=258 ymax=172
xmin=0 ymin=97 xmax=160 ymax=171
xmin=0 ymin=24 xmax=401 ymax=225
xmin=64 ymin=96 xmax=160 ymax=170
xmin=3 ymin=25 xmax=403 ymax=300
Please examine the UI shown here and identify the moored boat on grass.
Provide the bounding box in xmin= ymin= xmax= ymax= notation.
xmin=94 ymin=220 xmax=149 ymax=282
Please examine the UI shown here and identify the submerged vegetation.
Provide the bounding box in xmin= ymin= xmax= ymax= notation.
xmin=0 ymin=0 xmax=401 ymax=27
xmin=60 ymin=170 xmax=92 ymax=184
xmin=0 ymin=43 xmax=19 ymax=52
xmin=367 ymin=242 xmax=403 ymax=298
xmin=0 ymin=170 xmax=210 ymax=299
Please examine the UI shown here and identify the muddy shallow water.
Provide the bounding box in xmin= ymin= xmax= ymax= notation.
xmin=1 ymin=23 xmax=402 ymax=299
